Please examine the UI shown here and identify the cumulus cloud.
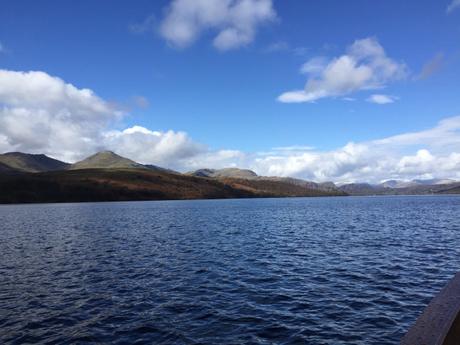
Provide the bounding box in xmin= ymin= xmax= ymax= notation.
xmin=1 ymin=69 xmax=460 ymax=183
xmin=447 ymin=0 xmax=460 ymax=13
xmin=250 ymin=116 xmax=460 ymax=183
xmin=0 ymin=69 xmax=248 ymax=171
xmin=367 ymin=94 xmax=398 ymax=104
xmin=0 ymin=70 xmax=205 ymax=166
xmin=278 ymin=37 xmax=407 ymax=103
xmin=159 ymin=0 xmax=276 ymax=50
xmin=0 ymin=70 xmax=123 ymax=162
xmin=103 ymin=126 xmax=206 ymax=167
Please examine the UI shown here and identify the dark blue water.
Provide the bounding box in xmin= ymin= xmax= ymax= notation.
xmin=1 ymin=196 xmax=460 ymax=344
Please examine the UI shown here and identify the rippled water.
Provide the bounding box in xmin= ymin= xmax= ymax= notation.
xmin=1 ymin=196 xmax=460 ymax=344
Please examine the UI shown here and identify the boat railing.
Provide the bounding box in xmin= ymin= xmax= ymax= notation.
xmin=401 ymin=272 xmax=460 ymax=345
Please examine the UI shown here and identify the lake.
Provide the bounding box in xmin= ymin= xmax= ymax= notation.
xmin=1 ymin=196 xmax=460 ymax=344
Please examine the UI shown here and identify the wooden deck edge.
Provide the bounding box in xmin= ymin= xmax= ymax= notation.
xmin=401 ymin=272 xmax=460 ymax=345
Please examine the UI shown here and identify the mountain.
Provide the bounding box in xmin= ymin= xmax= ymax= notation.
xmin=188 ymin=168 xmax=258 ymax=179
xmin=0 ymin=168 xmax=257 ymax=203
xmin=0 ymin=167 xmax=345 ymax=204
xmin=379 ymin=180 xmax=416 ymax=189
xmin=340 ymin=181 xmax=460 ymax=196
xmin=339 ymin=183 xmax=390 ymax=195
xmin=188 ymin=168 xmax=343 ymax=194
xmin=0 ymin=152 xmax=70 ymax=172
xmin=0 ymin=151 xmax=347 ymax=203
xmin=144 ymin=164 xmax=179 ymax=174
xmin=70 ymin=151 xmax=177 ymax=173
xmin=70 ymin=151 xmax=145 ymax=170
xmin=379 ymin=178 xmax=457 ymax=189
xmin=0 ymin=162 xmax=18 ymax=173
xmin=2 ymin=150 xmax=458 ymax=203
xmin=216 ymin=177 xmax=346 ymax=197
xmin=257 ymin=176 xmax=341 ymax=193
xmin=437 ymin=185 xmax=460 ymax=194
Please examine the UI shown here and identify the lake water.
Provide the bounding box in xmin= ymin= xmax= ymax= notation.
xmin=1 ymin=196 xmax=460 ymax=344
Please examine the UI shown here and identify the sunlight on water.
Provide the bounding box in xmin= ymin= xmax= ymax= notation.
xmin=1 ymin=196 xmax=460 ymax=344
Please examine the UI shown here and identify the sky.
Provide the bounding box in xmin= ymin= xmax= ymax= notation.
xmin=0 ymin=0 xmax=459 ymax=183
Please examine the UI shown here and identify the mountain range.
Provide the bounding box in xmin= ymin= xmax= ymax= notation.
xmin=0 ymin=151 xmax=458 ymax=204
xmin=0 ymin=151 xmax=345 ymax=203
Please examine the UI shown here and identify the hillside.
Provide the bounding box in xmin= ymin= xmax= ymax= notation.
xmin=339 ymin=183 xmax=391 ymax=195
xmin=188 ymin=168 xmax=258 ymax=179
xmin=437 ymin=185 xmax=460 ymax=194
xmin=0 ymin=167 xmax=346 ymax=204
xmin=0 ymin=168 xmax=256 ymax=204
xmin=189 ymin=168 xmax=343 ymax=194
xmin=340 ymin=181 xmax=460 ymax=196
xmin=70 ymin=151 xmax=145 ymax=170
xmin=0 ymin=152 xmax=70 ymax=172
xmin=1 ymin=150 xmax=458 ymax=203
xmin=256 ymin=176 xmax=342 ymax=193
xmin=218 ymin=177 xmax=347 ymax=197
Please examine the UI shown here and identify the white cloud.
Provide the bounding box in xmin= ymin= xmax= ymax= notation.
xmin=0 ymin=70 xmax=204 ymax=166
xmin=103 ymin=126 xmax=206 ymax=168
xmin=447 ymin=0 xmax=460 ymax=13
xmin=300 ymin=57 xmax=328 ymax=74
xmin=0 ymin=70 xmax=122 ymax=162
xmin=159 ymin=0 xmax=276 ymax=50
xmin=250 ymin=116 xmax=460 ymax=183
xmin=181 ymin=149 xmax=247 ymax=171
xmin=0 ymin=69 xmax=248 ymax=171
xmin=1 ymin=69 xmax=460 ymax=184
xmin=367 ymin=94 xmax=398 ymax=104
xmin=278 ymin=37 xmax=407 ymax=103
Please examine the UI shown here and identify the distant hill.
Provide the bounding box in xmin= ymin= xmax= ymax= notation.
xmin=0 ymin=152 xmax=70 ymax=172
xmin=0 ymin=168 xmax=257 ymax=203
xmin=379 ymin=180 xmax=416 ymax=189
xmin=0 ymin=151 xmax=347 ymax=203
xmin=0 ymin=168 xmax=345 ymax=204
xmin=257 ymin=176 xmax=342 ymax=193
xmin=437 ymin=185 xmax=460 ymax=194
xmin=188 ymin=168 xmax=258 ymax=179
xmin=379 ymin=178 xmax=456 ymax=189
xmin=0 ymin=162 xmax=18 ymax=173
xmin=188 ymin=168 xmax=343 ymax=194
xmin=338 ymin=183 xmax=390 ymax=195
xmin=144 ymin=164 xmax=179 ymax=174
xmin=70 ymin=151 xmax=146 ymax=170
xmin=217 ymin=177 xmax=346 ymax=197
xmin=1 ymin=150 xmax=458 ymax=203
xmin=340 ymin=181 xmax=460 ymax=195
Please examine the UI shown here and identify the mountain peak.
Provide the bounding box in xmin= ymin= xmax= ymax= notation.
xmin=70 ymin=151 xmax=144 ymax=170
xmin=95 ymin=150 xmax=116 ymax=155
xmin=0 ymin=152 xmax=69 ymax=172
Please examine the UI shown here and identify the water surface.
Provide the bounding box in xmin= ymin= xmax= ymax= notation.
xmin=1 ymin=196 xmax=460 ymax=344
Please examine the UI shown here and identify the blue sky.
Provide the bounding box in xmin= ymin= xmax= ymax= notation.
xmin=0 ymin=0 xmax=460 ymax=182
